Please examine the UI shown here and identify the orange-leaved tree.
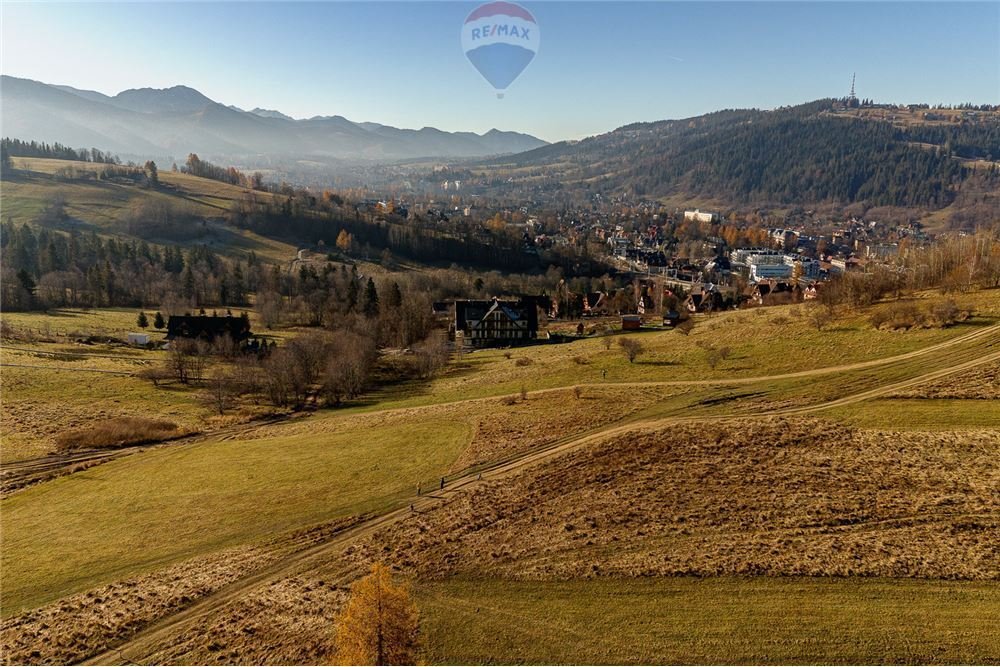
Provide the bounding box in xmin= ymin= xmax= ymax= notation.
xmin=335 ymin=563 xmax=419 ymax=665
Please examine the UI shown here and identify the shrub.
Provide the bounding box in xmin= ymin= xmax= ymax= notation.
xmin=871 ymin=301 xmax=925 ymax=330
xmin=675 ymin=319 xmax=696 ymax=336
xmin=573 ymin=386 xmax=584 ymax=400
xmin=515 ymin=357 xmax=533 ymax=367
xmin=55 ymin=417 xmax=180 ymax=452
xmin=572 ymin=355 xmax=590 ymax=365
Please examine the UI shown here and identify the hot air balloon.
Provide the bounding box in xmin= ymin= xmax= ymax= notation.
xmin=461 ymin=1 xmax=539 ymax=98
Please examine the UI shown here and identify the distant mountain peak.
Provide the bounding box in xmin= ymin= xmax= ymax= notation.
xmin=248 ymin=108 xmax=294 ymax=121
xmin=111 ymin=85 xmax=215 ymax=114
xmin=1 ymin=75 xmax=549 ymax=161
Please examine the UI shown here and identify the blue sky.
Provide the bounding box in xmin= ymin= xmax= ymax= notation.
xmin=2 ymin=2 xmax=998 ymax=141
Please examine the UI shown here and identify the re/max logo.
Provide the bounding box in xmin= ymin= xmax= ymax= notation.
xmin=470 ymin=24 xmax=531 ymax=40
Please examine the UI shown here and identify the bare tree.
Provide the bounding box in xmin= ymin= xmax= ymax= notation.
xmin=806 ymin=307 xmax=833 ymax=331
xmin=705 ymin=345 xmax=731 ymax=370
xmin=320 ymin=330 xmax=377 ymax=406
xmin=202 ymin=368 xmax=236 ymax=415
xmin=675 ymin=318 xmax=696 ymax=336
xmin=618 ymin=337 xmax=644 ymax=363
xmin=413 ymin=332 xmax=450 ymax=379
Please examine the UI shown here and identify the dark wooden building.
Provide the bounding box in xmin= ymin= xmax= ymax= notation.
xmin=166 ymin=315 xmax=251 ymax=343
xmin=454 ymin=297 xmax=545 ymax=347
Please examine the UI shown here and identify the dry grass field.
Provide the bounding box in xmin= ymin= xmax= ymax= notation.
xmin=373 ymin=292 xmax=999 ymax=410
xmin=1 ymin=287 xmax=999 ymax=665
xmin=415 ymin=577 xmax=1000 ymax=665
xmin=350 ymin=418 xmax=1000 ymax=580
xmin=0 ymin=345 xmax=206 ymax=462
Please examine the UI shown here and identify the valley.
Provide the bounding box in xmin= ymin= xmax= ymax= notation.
xmin=2 ymin=15 xmax=999 ymax=662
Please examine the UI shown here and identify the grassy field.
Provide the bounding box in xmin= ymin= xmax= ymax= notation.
xmin=826 ymin=398 xmax=1000 ymax=429
xmin=2 ymin=158 xmax=298 ymax=263
xmin=0 ymin=418 xmax=470 ymax=614
xmin=2 ymin=288 xmax=998 ymax=655
xmin=373 ymin=303 xmax=998 ymax=410
xmin=415 ymin=577 xmax=1000 ymax=665
xmin=0 ymin=350 xmax=205 ymax=462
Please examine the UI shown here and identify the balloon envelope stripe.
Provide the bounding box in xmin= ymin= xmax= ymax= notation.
xmin=465 ymin=1 xmax=535 ymax=24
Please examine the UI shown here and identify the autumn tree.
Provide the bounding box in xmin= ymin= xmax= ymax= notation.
xmin=335 ymin=563 xmax=418 ymax=666
xmin=336 ymin=230 xmax=353 ymax=253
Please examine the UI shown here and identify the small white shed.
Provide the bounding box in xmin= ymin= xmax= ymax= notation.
xmin=127 ymin=332 xmax=150 ymax=346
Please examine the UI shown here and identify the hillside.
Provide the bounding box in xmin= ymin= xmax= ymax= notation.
xmin=460 ymin=100 xmax=1000 ymax=216
xmin=0 ymin=157 xmax=297 ymax=263
xmin=1 ymin=292 xmax=998 ymax=664
xmin=0 ymin=76 xmax=548 ymax=162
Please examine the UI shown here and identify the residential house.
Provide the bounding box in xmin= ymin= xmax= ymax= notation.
xmin=685 ymin=284 xmax=720 ymax=313
xmin=454 ymin=297 xmax=543 ymax=347
xmin=746 ymin=280 xmax=801 ymax=306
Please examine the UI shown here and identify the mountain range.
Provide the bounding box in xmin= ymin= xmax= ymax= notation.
xmin=1 ymin=75 xmax=547 ymax=162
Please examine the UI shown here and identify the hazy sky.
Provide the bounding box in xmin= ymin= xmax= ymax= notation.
xmin=2 ymin=1 xmax=998 ymax=141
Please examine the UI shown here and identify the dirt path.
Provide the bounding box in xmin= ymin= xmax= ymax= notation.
xmin=77 ymin=339 xmax=1000 ymax=666
xmin=0 ymin=363 xmax=137 ymax=376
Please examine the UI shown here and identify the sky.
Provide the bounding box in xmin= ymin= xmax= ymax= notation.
xmin=2 ymin=1 xmax=998 ymax=141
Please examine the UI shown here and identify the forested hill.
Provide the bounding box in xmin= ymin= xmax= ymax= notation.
xmin=473 ymin=100 xmax=1000 ymax=209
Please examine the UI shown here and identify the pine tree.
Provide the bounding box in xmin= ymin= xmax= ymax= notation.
xmin=154 ymin=311 xmax=165 ymax=329
xmin=136 ymin=311 xmax=149 ymax=329
xmin=334 ymin=563 xmax=418 ymax=666
xmin=363 ymin=278 xmax=380 ymax=318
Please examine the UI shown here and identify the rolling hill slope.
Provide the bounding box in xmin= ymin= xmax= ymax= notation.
xmin=1 ymin=157 xmax=297 ymax=263
xmin=466 ymin=100 xmax=1000 ymax=212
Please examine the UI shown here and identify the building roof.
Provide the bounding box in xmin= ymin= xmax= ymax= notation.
xmin=166 ymin=315 xmax=251 ymax=341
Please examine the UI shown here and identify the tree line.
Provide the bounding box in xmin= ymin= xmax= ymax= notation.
xmin=1 ymin=138 xmax=121 ymax=165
